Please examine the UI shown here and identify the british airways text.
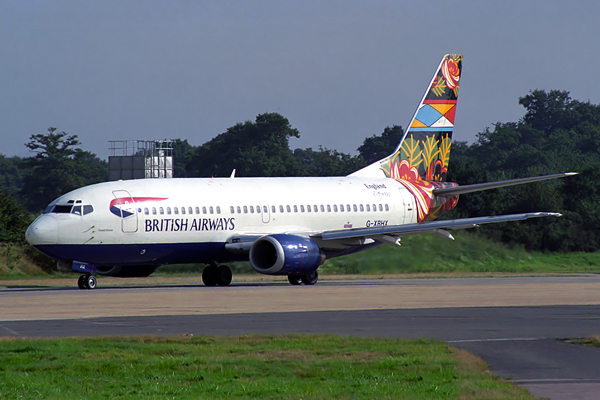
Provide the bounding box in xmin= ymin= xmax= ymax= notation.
xmin=145 ymin=218 xmax=235 ymax=232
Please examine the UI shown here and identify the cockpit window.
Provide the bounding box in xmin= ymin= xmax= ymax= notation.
xmin=52 ymin=205 xmax=73 ymax=213
xmin=47 ymin=204 xmax=94 ymax=215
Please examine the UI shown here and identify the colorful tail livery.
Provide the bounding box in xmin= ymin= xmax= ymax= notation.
xmin=352 ymin=54 xmax=462 ymax=221
xmin=26 ymin=54 xmax=575 ymax=290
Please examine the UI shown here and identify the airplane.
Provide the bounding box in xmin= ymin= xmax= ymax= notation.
xmin=26 ymin=54 xmax=575 ymax=289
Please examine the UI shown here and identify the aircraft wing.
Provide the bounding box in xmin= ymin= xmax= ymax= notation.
xmin=314 ymin=212 xmax=561 ymax=243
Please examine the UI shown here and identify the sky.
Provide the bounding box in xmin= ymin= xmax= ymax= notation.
xmin=1 ymin=1 xmax=599 ymax=161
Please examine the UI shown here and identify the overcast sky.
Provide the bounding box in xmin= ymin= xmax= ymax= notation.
xmin=1 ymin=1 xmax=599 ymax=161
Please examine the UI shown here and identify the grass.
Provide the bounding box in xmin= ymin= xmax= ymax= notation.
xmin=569 ymin=335 xmax=600 ymax=348
xmin=3 ymin=231 xmax=600 ymax=280
xmin=155 ymin=231 xmax=600 ymax=276
xmin=0 ymin=334 xmax=536 ymax=399
xmin=320 ymin=231 xmax=600 ymax=275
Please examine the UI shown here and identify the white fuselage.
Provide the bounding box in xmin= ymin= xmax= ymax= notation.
xmin=26 ymin=176 xmax=417 ymax=267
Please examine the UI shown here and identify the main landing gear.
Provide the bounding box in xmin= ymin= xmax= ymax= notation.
xmin=77 ymin=274 xmax=97 ymax=290
xmin=202 ymin=265 xmax=232 ymax=286
xmin=288 ymin=271 xmax=318 ymax=286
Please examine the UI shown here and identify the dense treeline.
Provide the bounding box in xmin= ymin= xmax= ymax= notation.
xmin=1 ymin=90 xmax=599 ymax=253
xmin=447 ymin=90 xmax=600 ymax=252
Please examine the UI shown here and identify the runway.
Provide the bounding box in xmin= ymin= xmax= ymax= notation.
xmin=2 ymin=275 xmax=600 ymax=400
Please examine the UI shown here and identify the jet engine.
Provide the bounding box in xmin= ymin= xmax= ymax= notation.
xmin=94 ymin=265 xmax=158 ymax=277
xmin=249 ymin=234 xmax=325 ymax=275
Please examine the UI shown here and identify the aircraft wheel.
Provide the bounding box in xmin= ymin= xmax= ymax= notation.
xmin=301 ymin=271 xmax=318 ymax=285
xmin=216 ymin=265 xmax=232 ymax=286
xmin=288 ymin=275 xmax=302 ymax=285
xmin=77 ymin=275 xmax=86 ymax=290
xmin=202 ymin=265 xmax=218 ymax=286
xmin=85 ymin=275 xmax=97 ymax=290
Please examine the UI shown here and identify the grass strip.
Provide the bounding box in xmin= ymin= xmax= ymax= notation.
xmin=0 ymin=334 xmax=535 ymax=399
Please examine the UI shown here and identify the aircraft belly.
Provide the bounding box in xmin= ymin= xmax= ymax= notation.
xmin=34 ymin=241 xmax=244 ymax=266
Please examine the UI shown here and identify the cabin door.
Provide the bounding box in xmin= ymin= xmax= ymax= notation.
xmin=398 ymin=188 xmax=416 ymax=224
xmin=112 ymin=190 xmax=138 ymax=233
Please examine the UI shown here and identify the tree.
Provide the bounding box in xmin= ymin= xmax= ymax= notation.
xmin=190 ymin=113 xmax=303 ymax=177
xmin=0 ymin=155 xmax=24 ymax=199
xmin=0 ymin=188 xmax=32 ymax=244
xmin=293 ymin=147 xmax=364 ymax=176
xmin=20 ymin=128 xmax=107 ymax=212
xmin=357 ymin=125 xmax=404 ymax=164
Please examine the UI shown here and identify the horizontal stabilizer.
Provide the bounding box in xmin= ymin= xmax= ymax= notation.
xmin=433 ymin=172 xmax=577 ymax=196
xmin=316 ymin=212 xmax=561 ymax=241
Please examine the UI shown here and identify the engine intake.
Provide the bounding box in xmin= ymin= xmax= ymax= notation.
xmin=249 ymin=234 xmax=324 ymax=275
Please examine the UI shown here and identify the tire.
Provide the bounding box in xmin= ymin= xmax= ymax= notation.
xmin=202 ymin=266 xmax=218 ymax=286
xmin=301 ymin=271 xmax=318 ymax=285
xmin=288 ymin=275 xmax=303 ymax=285
xmin=216 ymin=265 xmax=232 ymax=286
xmin=77 ymin=275 xmax=86 ymax=290
xmin=86 ymin=275 xmax=97 ymax=290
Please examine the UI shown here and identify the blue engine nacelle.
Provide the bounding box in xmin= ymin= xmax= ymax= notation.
xmin=249 ymin=234 xmax=325 ymax=275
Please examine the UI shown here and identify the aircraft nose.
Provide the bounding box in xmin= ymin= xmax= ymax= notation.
xmin=26 ymin=215 xmax=58 ymax=245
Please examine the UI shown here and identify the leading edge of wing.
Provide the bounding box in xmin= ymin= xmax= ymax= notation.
xmin=433 ymin=172 xmax=577 ymax=196
xmin=315 ymin=212 xmax=562 ymax=241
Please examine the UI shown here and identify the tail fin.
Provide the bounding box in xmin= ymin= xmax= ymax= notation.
xmin=349 ymin=54 xmax=462 ymax=180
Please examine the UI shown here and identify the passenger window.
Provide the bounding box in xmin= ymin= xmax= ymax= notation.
xmin=271 ymin=205 xmax=276 ymax=213
xmin=189 ymin=207 xmax=193 ymax=215
xmin=181 ymin=207 xmax=185 ymax=215
xmin=385 ymin=204 xmax=389 ymax=211
xmin=300 ymin=205 xmax=305 ymax=212
xmin=378 ymin=204 xmax=383 ymax=212
xmin=256 ymin=205 xmax=261 ymax=213
xmin=167 ymin=207 xmax=172 ymax=215
xmin=360 ymin=204 xmax=364 ymax=212
xmin=307 ymin=205 xmax=311 ymax=212
xmin=286 ymin=205 xmax=291 ymax=213
xmin=353 ymin=204 xmax=357 ymax=212
xmin=327 ymin=205 xmax=331 ymax=212
xmin=83 ymin=205 xmax=94 ymax=215
xmin=152 ymin=207 xmax=157 ymax=215
xmin=366 ymin=204 xmax=370 ymax=212
xmin=216 ymin=206 xmax=221 ymax=214
xmin=293 ymin=205 xmax=298 ymax=213
xmin=340 ymin=205 xmax=344 ymax=212
xmin=279 ymin=205 xmax=284 ymax=213
xmin=250 ymin=206 xmax=254 ymax=213
xmin=243 ymin=206 xmax=248 ymax=214
xmin=195 ymin=207 xmax=200 ymax=214
xmin=71 ymin=205 xmax=82 ymax=215
xmin=264 ymin=206 xmax=268 ymax=213
xmin=314 ymin=205 xmax=318 ymax=212
xmin=230 ymin=206 xmax=235 ymax=214
xmin=174 ymin=207 xmax=179 ymax=215
xmin=237 ymin=206 xmax=242 ymax=214
xmin=210 ymin=206 xmax=214 ymax=214
xmin=144 ymin=207 xmax=149 ymax=215
xmin=202 ymin=207 xmax=207 ymax=214
xmin=160 ymin=207 xmax=164 ymax=215
xmin=333 ymin=205 xmax=338 ymax=212
xmin=320 ymin=205 xmax=325 ymax=213
xmin=373 ymin=204 xmax=377 ymax=212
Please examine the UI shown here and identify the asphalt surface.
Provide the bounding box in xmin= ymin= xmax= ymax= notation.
xmin=2 ymin=277 xmax=600 ymax=399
